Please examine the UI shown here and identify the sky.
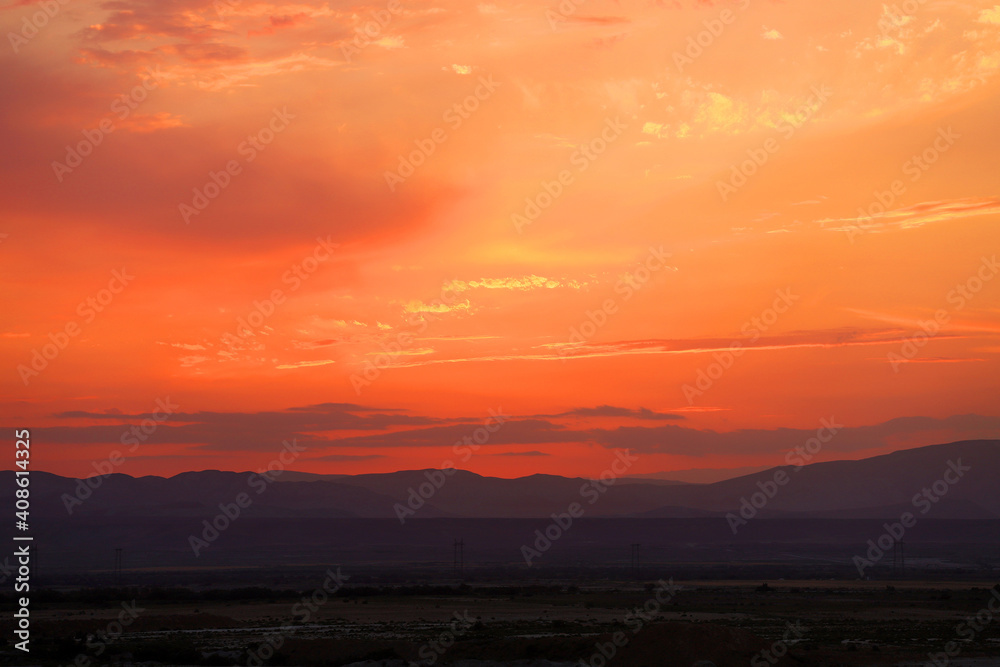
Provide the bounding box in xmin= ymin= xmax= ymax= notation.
xmin=1 ymin=0 xmax=999 ymax=479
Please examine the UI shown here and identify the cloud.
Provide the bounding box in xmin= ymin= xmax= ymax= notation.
xmin=162 ymin=342 xmax=208 ymax=351
xmin=819 ymin=197 xmax=1000 ymax=233
xmin=312 ymin=418 xmax=576 ymax=450
xmin=592 ymin=414 xmax=1000 ymax=457
xmin=117 ymin=112 xmax=189 ymax=133
xmin=380 ymin=328 xmax=968 ymax=368
xmin=444 ymin=275 xmax=585 ymax=292
xmin=539 ymin=405 xmax=685 ymax=421
xmin=230 ymin=411 xmax=1000 ymax=460
xmin=32 ymin=404 xmax=449 ymax=451
xmin=287 ymin=403 xmax=403 ymax=413
xmin=324 ymin=319 xmax=368 ymax=328
xmin=641 ymin=122 xmax=667 ymax=138
xmin=276 ymin=359 xmax=336 ymax=369
xmin=190 ymin=52 xmax=342 ymax=90
xmin=692 ymin=92 xmax=747 ymax=134
xmin=402 ymin=299 xmax=471 ymax=314
xmin=76 ymin=0 xmax=227 ymax=44
xmin=847 ymin=309 xmax=1000 ymax=335
xmin=366 ymin=347 xmax=434 ymax=357
xmin=979 ymin=6 xmax=1000 ymax=24
xmin=182 ymin=409 xmax=999 ymax=462
xmin=647 ymin=87 xmax=831 ymax=140
xmin=791 ymin=196 xmax=827 ymax=206
xmin=375 ymin=36 xmax=405 ymax=49
xmin=10 ymin=401 xmax=1000 ymax=466
xmin=248 ymin=13 xmax=311 ymax=37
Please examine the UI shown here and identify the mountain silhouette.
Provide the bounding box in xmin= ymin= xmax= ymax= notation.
xmin=6 ymin=439 xmax=997 ymax=520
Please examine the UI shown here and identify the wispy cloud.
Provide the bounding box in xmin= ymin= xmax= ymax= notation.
xmin=276 ymin=359 xmax=336 ymax=369
xmin=819 ymin=197 xmax=1000 ymax=233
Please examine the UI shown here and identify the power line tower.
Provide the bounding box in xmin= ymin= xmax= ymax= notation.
xmin=114 ymin=548 xmax=124 ymax=587
xmin=892 ymin=541 xmax=905 ymax=579
xmin=630 ymin=543 xmax=640 ymax=579
xmin=453 ymin=539 xmax=464 ymax=576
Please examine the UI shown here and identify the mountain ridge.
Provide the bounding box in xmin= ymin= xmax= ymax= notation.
xmin=6 ymin=439 xmax=997 ymax=520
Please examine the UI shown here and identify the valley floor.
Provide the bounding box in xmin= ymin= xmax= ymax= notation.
xmin=4 ymin=579 xmax=1000 ymax=666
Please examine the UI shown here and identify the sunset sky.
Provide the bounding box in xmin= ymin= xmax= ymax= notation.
xmin=2 ymin=0 xmax=999 ymax=479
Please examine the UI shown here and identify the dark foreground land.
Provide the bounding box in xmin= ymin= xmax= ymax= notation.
xmin=3 ymin=581 xmax=1000 ymax=666
xmin=2 ymin=518 xmax=999 ymax=666
xmin=14 ymin=518 xmax=1000 ymax=584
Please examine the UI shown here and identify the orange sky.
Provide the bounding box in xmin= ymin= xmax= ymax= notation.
xmin=2 ymin=0 xmax=999 ymax=479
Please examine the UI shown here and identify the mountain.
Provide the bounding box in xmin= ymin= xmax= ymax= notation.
xmin=623 ymin=466 xmax=772 ymax=484
xmin=9 ymin=470 xmax=428 ymax=519
xmin=640 ymin=438 xmax=1000 ymax=518
xmin=4 ymin=440 xmax=998 ymax=520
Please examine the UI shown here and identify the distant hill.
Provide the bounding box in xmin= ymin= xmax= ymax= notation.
xmin=654 ymin=439 xmax=1000 ymax=518
xmin=5 ymin=440 xmax=997 ymax=520
xmin=623 ymin=466 xmax=773 ymax=484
